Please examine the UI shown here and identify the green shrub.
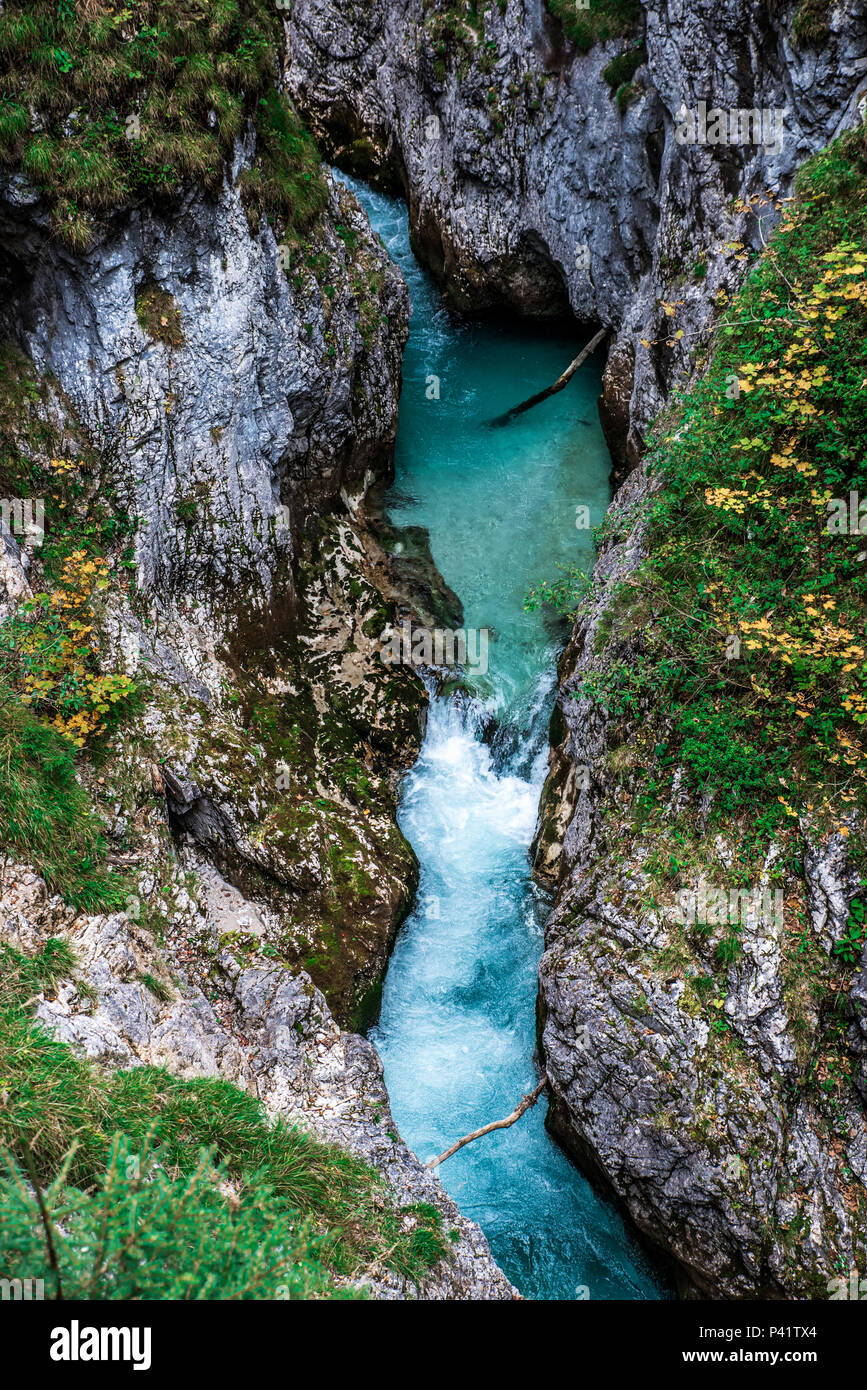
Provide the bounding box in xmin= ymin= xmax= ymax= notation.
xmin=0 ymin=941 xmax=448 ymax=1296
xmin=1 ymin=1142 xmax=342 ymax=1300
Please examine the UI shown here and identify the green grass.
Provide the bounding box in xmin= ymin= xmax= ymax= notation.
xmin=602 ymin=41 xmax=645 ymax=92
xmin=0 ymin=940 xmax=447 ymax=1298
xmin=546 ymin=0 xmax=641 ymax=52
xmin=239 ymin=87 xmax=329 ymax=241
xmin=0 ymin=694 xmax=127 ymax=909
xmin=791 ymin=0 xmax=833 ymax=47
xmin=0 ymin=0 xmax=326 ymax=247
xmin=574 ymin=122 xmax=867 ymax=865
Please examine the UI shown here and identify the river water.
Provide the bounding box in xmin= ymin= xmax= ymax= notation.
xmin=340 ymin=173 xmax=663 ymax=1301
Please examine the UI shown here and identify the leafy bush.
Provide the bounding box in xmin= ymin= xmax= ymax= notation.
xmin=525 ymin=562 xmax=593 ymax=621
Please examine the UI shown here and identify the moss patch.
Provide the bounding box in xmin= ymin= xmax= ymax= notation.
xmin=135 ymin=281 xmax=184 ymax=347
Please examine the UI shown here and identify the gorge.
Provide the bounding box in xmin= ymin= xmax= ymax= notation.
xmin=0 ymin=0 xmax=865 ymax=1309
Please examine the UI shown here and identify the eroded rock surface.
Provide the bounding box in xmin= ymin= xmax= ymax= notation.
xmin=284 ymin=0 xmax=866 ymax=471
xmin=534 ymin=462 xmax=867 ymax=1297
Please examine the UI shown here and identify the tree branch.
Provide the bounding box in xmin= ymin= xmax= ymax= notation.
xmin=490 ymin=329 xmax=608 ymax=426
xmin=425 ymin=1076 xmax=548 ymax=1170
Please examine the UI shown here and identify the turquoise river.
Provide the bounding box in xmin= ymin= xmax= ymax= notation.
xmin=342 ymin=173 xmax=665 ymax=1302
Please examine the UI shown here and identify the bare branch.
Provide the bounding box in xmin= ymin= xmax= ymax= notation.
xmin=490 ymin=329 xmax=608 ymax=426
xmin=425 ymin=1076 xmax=548 ymax=1170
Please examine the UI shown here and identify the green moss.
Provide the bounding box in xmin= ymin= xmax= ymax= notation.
xmin=546 ymin=0 xmax=641 ymax=52
xmin=614 ymin=81 xmax=641 ymax=114
xmin=135 ymin=281 xmax=184 ymax=347
xmin=602 ymin=42 xmax=645 ymax=92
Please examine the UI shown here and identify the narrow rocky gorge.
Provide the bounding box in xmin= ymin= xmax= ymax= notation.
xmin=280 ymin=0 xmax=867 ymax=1297
xmin=0 ymin=0 xmax=865 ymax=1304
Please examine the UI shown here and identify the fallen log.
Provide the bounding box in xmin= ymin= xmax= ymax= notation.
xmin=490 ymin=327 xmax=608 ymax=426
xmin=424 ymin=1075 xmax=548 ymax=1170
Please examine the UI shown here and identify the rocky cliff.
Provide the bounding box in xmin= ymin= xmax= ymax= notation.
xmin=284 ymin=0 xmax=866 ymax=472
xmin=532 ymin=119 xmax=867 ymax=1296
xmin=0 ymin=143 xmax=427 ymax=1029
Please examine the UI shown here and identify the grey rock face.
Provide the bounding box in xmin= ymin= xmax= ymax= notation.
xmin=284 ymin=0 xmax=866 ymax=469
xmin=0 ymin=126 xmax=431 ymax=1025
xmin=534 ymin=461 xmax=867 ymax=1297
xmin=1 ymin=864 xmax=517 ymax=1300
xmin=0 ymin=141 xmax=407 ymax=627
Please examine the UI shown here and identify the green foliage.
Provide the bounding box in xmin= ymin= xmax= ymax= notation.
xmin=0 ymin=697 xmax=126 ymax=908
xmin=1 ymin=1141 xmax=341 ymax=1300
xmin=0 ymin=342 xmax=139 ymax=757
xmin=240 ymin=89 xmax=329 ymax=242
xmin=833 ymin=898 xmax=865 ymax=963
xmin=0 ymin=941 xmax=447 ymax=1297
xmin=578 ymin=124 xmax=867 ymax=857
xmin=545 ymin=0 xmax=641 ymax=53
xmin=0 ymin=0 xmax=323 ymax=247
xmin=525 ymin=562 xmax=593 ymax=621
